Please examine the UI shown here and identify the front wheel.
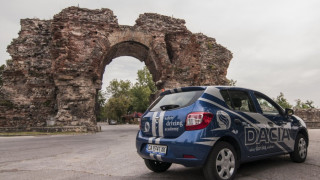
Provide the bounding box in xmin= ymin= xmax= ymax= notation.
xmin=290 ymin=134 xmax=308 ymax=163
xmin=144 ymin=159 xmax=172 ymax=173
xmin=203 ymin=142 xmax=238 ymax=180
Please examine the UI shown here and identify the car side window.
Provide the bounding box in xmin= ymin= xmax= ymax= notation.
xmin=255 ymin=94 xmax=280 ymax=115
xmin=220 ymin=90 xmax=256 ymax=112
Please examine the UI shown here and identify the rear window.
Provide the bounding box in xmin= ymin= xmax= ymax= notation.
xmin=149 ymin=91 xmax=204 ymax=111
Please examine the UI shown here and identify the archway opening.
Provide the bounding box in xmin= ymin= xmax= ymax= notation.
xmin=99 ymin=41 xmax=160 ymax=83
xmin=96 ymin=41 xmax=159 ymax=123
xmin=101 ymin=56 xmax=145 ymax=92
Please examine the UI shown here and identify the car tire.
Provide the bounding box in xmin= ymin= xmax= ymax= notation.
xmin=144 ymin=159 xmax=172 ymax=173
xmin=203 ymin=142 xmax=238 ymax=180
xmin=290 ymin=133 xmax=307 ymax=163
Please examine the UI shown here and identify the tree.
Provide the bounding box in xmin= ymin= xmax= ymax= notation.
xmin=305 ymin=100 xmax=315 ymax=109
xmin=136 ymin=66 xmax=156 ymax=93
xmin=104 ymin=95 xmax=132 ymax=122
xmin=106 ymin=79 xmax=132 ymax=98
xmin=104 ymin=79 xmax=133 ymax=122
xmin=96 ymin=90 xmax=107 ymax=122
xmin=131 ymin=66 xmax=156 ymax=112
xmin=294 ymin=99 xmax=315 ymax=109
xmin=130 ymin=85 xmax=152 ymax=113
xmin=101 ymin=67 xmax=157 ymax=122
xmin=274 ymin=92 xmax=292 ymax=109
xmin=228 ymin=79 xmax=237 ymax=86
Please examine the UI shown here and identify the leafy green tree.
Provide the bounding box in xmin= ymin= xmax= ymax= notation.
xmin=295 ymin=99 xmax=315 ymax=109
xmin=101 ymin=67 xmax=156 ymax=122
xmin=106 ymin=79 xmax=132 ymax=98
xmin=104 ymin=79 xmax=133 ymax=122
xmin=96 ymin=90 xmax=107 ymax=121
xmin=131 ymin=66 xmax=156 ymax=112
xmin=131 ymin=85 xmax=152 ymax=113
xmin=274 ymin=92 xmax=292 ymax=109
xmin=104 ymin=95 xmax=132 ymax=122
xmin=136 ymin=66 xmax=157 ymax=93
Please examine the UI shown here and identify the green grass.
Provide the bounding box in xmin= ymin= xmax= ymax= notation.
xmin=0 ymin=131 xmax=89 ymax=136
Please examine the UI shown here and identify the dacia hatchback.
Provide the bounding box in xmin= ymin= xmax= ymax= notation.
xmin=136 ymin=86 xmax=308 ymax=180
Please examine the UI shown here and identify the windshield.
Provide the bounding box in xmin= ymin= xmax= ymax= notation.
xmin=149 ymin=90 xmax=204 ymax=111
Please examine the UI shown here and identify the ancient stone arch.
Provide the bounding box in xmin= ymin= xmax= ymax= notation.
xmin=0 ymin=7 xmax=232 ymax=131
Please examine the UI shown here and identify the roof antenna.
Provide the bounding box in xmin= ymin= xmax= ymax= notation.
xmin=78 ymin=3 xmax=79 ymax=8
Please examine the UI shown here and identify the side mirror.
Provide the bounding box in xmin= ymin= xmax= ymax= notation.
xmin=285 ymin=108 xmax=294 ymax=116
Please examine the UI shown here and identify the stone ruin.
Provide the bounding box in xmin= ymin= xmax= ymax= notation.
xmin=295 ymin=109 xmax=320 ymax=128
xmin=0 ymin=7 xmax=232 ymax=132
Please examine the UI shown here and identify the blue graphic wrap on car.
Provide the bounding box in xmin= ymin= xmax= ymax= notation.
xmin=136 ymin=85 xmax=308 ymax=172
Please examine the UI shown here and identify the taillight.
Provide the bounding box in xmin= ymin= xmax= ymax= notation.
xmin=185 ymin=112 xmax=213 ymax=131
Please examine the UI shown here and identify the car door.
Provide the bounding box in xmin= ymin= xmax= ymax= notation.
xmin=252 ymin=92 xmax=295 ymax=153
xmin=220 ymin=89 xmax=269 ymax=157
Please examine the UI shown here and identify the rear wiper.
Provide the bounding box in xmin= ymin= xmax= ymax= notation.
xmin=160 ymin=104 xmax=180 ymax=111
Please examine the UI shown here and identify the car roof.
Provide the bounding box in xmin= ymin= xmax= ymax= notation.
xmin=214 ymin=86 xmax=255 ymax=92
xmin=160 ymin=86 xmax=259 ymax=96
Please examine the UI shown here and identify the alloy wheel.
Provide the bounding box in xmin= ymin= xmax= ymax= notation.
xmin=216 ymin=148 xmax=235 ymax=179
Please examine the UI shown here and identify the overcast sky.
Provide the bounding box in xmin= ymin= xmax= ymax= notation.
xmin=1 ymin=0 xmax=319 ymax=107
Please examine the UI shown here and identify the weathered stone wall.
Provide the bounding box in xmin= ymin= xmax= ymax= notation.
xmin=0 ymin=7 xmax=232 ymax=131
xmin=1 ymin=19 xmax=56 ymax=130
xmin=295 ymin=109 xmax=320 ymax=128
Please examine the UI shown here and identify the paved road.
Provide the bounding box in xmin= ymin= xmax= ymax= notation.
xmin=0 ymin=124 xmax=319 ymax=180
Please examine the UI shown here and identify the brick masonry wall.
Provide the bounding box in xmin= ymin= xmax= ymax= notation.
xmin=295 ymin=109 xmax=320 ymax=128
xmin=0 ymin=7 xmax=232 ymax=131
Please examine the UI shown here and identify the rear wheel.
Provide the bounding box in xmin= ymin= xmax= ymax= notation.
xmin=290 ymin=134 xmax=307 ymax=163
xmin=144 ymin=159 xmax=172 ymax=173
xmin=203 ymin=142 xmax=238 ymax=180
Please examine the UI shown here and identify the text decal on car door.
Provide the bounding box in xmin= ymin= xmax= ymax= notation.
xmin=245 ymin=127 xmax=291 ymax=145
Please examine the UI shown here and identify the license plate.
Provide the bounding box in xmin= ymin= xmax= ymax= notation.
xmin=146 ymin=144 xmax=167 ymax=155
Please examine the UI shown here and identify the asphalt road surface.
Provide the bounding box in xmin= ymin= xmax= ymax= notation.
xmin=0 ymin=124 xmax=319 ymax=180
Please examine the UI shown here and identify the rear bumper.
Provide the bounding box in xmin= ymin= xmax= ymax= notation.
xmin=136 ymin=130 xmax=216 ymax=167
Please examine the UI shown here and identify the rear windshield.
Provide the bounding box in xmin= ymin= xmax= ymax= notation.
xmin=149 ymin=90 xmax=204 ymax=111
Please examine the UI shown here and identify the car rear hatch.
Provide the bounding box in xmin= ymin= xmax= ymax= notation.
xmin=140 ymin=87 xmax=205 ymax=138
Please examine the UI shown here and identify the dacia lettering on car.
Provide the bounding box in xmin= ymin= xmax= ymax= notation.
xmin=245 ymin=127 xmax=291 ymax=145
xmin=136 ymin=86 xmax=308 ymax=180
